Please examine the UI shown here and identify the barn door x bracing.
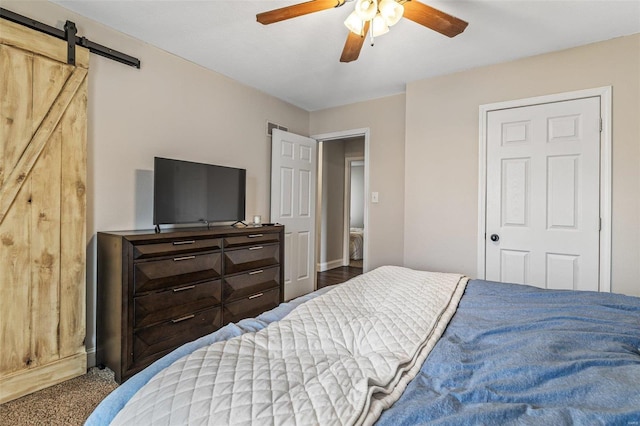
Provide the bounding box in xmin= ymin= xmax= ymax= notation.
xmin=0 ymin=19 xmax=88 ymax=403
xmin=479 ymin=89 xmax=611 ymax=292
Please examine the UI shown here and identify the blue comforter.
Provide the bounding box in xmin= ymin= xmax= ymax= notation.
xmin=377 ymin=280 xmax=640 ymax=425
xmin=87 ymin=280 xmax=640 ymax=425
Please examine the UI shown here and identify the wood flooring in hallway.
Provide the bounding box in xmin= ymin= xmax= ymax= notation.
xmin=317 ymin=265 xmax=363 ymax=289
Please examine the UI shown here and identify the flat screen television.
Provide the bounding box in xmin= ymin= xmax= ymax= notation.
xmin=153 ymin=157 xmax=246 ymax=226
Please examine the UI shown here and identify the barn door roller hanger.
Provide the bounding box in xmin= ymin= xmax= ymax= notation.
xmin=1 ymin=7 xmax=140 ymax=68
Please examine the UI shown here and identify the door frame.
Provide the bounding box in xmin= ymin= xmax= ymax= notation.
xmin=312 ymin=128 xmax=370 ymax=273
xmin=343 ymin=156 xmax=365 ymax=266
xmin=477 ymin=86 xmax=612 ymax=292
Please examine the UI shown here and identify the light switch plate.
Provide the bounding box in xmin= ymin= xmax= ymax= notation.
xmin=371 ymin=192 xmax=379 ymax=203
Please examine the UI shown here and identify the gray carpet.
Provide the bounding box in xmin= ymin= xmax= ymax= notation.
xmin=0 ymin=367 xmax=118 ymax=425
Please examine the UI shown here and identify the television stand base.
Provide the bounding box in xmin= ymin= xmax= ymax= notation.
xmin=231 ymin=220 xmax=247 ymax=228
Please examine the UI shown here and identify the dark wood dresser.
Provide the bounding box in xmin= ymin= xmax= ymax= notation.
xmin=97 ymin=225 xmax=284 ymax=383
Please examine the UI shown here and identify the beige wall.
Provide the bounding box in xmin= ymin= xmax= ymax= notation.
xmin=4 ymin=1 xmax=310 ymax=361
xmin=7 ymin=2 xmax=638 ymax=368
xmin=404 ymin=34 xmax=640 ymax=297
xmin=345 ymin=137 xmax=365 ymax=157
xmin=310 ymin=95 xmax=406 ymax=270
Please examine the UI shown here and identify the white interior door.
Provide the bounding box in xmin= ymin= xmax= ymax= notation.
xmin=271 ymin=129 xmax=317 ymax=300
xmin=485 ymin=97 xmax=601 ymax=291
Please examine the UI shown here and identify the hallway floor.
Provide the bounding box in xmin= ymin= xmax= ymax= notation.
xmin=317 ymin=265 xmax=363 ymax=289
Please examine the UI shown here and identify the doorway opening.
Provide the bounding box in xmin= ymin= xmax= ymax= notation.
xmin=344 ymin=157 xmax=365 ymax=269
xmin=312 ymin=128 xmax=370 ymax=289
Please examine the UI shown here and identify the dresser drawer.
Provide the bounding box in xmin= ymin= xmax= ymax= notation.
xmin=223 ymin=288 xmax=280 ymax=325
xmin=133 ymin=307 xmax=221 ymax=365
xmin=133 ymin=238 xmax=222 ymax=260
xmin=134 ymin=279 xmax=222 ymax=328
xmin=134 ymin=252 xmax=222 ymax=294
xmin=224 ymin=232 xmax=280 ymax=248
xmin=224 ymin=244 xmax=279 ymax=274
xmin=223 ymin=267 xmax=279 ymax=303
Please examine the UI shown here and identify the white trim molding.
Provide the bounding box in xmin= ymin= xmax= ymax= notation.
xmin=317 ymin=259 xmax=345 ymax=272
xmin=477 ymin=86 xmax=612 ymax=292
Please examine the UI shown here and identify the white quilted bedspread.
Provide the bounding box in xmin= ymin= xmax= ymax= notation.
xmin=112 ymin=266 xmax=468 ymax=426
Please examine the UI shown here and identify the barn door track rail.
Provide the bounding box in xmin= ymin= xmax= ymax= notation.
xmin=1 ymin=7 xmax=140 ymax=68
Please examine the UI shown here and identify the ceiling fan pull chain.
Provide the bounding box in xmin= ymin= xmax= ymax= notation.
xmin=370 ymin=22 xmax=375 ymax=46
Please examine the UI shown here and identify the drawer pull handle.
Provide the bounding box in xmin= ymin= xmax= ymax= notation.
xmin=248 ymin=293 xmax=264 ymax=300
xmin=249 ymin=270 xmax=264 ymax=275
xmin=248 ymin=234 xmax=263 ymax=238
xmin=171 ymin=314 xmax=195 ymax=323
xmin=249 ymin=246 xmax=263 ymax=251
xmin=174 ymin=255 xmax=196 ymax=261
xmin=173 ymin=285 xmax=196 ymax=292
xmin=173 ymin=240 xmax=195 ymax=246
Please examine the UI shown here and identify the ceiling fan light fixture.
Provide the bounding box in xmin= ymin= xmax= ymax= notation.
xmin=354 ymin=0 xmax=378 ymax=21
xmin=371 ymin=12 xmax=389 ymax=37
xmin=379 ymin=0 xmax=404 ymax=26
xmin=344 ymin=10 xmax=365 ymax=35
xmin=257 ymin=0 xmax=468 ymax=63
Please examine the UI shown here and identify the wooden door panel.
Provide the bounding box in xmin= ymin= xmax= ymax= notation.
xmin=0 ymin=43 xmax=39 ymax=374
xmin=28 ymin=55 xmax=72 ymax=366
xmin=59 ymin=76 xmax=87 ymax=358
xmin=0 ymin=52 xmax=69 ymax=187
xmin=33 ymin=57 xmax=72 ymax=134
xmin=0 ymin=18 xmax=89 ymax=403
xmin=0 ymin=45 xmax=32 ymax=189
xmin=0 ymin=176 xmax=32 ymax=374
xmin=0 ymin=66 xmax=87 ymax=224
xmin=29 ymin=126 xmax=62 ymax=368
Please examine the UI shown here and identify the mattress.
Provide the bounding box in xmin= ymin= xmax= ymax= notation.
xmin=109 ymin=267 xmax=467 ymax=425
xmin=87 ymin=273 xmax=640 ymax=425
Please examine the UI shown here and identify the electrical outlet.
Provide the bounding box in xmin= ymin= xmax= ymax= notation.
xmin=371 ymin=192 xmax=379 ymax=203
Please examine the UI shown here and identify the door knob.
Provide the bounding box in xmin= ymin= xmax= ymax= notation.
xmin=490 ymin=234 xmax=500 ymax=242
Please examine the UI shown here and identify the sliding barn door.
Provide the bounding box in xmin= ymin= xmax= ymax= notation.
xmin=0 ymin=19 xmax=89 ymax=403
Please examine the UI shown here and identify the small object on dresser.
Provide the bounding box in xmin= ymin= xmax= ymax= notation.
xmin=253 ymin=215 xmax=262 ymax=226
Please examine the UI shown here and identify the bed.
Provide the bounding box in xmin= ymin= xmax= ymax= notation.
xmin=86 ymin=266 xmax=640 ymax=425
xmin=350 ymin=227 xmax=364 ymax=260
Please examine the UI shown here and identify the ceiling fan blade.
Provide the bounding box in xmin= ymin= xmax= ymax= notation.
xmin=257 ymin=0 xmax=344 ymax=25
xmin=402 ymin=1 xmax=468 ymax=37
xmin=340 ymin=21 xmax=370 ymax=63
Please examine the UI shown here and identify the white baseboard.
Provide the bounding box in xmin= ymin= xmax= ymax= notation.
xmin=317 ymin=259 xmax=345 ymax=272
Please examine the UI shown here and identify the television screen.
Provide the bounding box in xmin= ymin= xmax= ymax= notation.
xmin=153 ymin=157 xmax=246 ymax=225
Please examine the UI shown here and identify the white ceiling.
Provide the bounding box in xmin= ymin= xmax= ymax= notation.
xmin=51 ymin=0 xmax=640 ymax=111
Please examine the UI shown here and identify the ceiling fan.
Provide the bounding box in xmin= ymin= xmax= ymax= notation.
xmin=256 ymin=0 xmax=468 ymax=63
